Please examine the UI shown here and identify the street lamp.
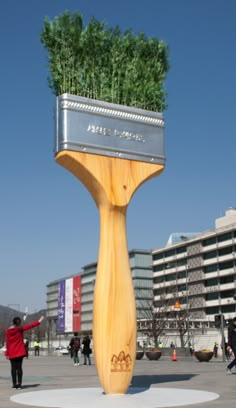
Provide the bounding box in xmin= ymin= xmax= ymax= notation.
xmin=185 ymin=265 xmax=191 ymax=350
xmin=232 ymin=252 xmax=236 ymax=314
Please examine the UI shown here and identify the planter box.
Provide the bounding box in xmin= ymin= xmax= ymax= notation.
xmin=145 ymin=351 xmax=162 ymax=361
xmin=194 ymin=351 xmax=214 ymax=362
xmin=55 ymin=94 xmax=165 ymax=164
xmin=136 ymin=351 xmax=144 ymax=360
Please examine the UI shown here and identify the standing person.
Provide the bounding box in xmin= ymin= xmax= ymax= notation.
xmin=24 ymin=339 xmax=29 ymax=359
xmin=5 ymin=315 xmax=44 ymax=389
xmin=225 ymin=341 xmax=230 ymax=360
xmin=158 ymin=341 xmax=163 ymax=349
xmin=226 ymin=317 xmax=236 ymax=374
xmin=33 ymin=340 xmax=41 ymax=356
xmin=69 ymin=333 xmax=80 ymax=366
xmin=213 ymin=342 xmax=218 ymax=358
xmin=82 ymin=334 xmax=92 ymax=365
xmin=189 ymin=341 xmax=193 ymax=356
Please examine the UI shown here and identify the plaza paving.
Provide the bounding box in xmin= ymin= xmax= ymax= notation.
xmin=0 ymin=353 xmax=235 ymax=408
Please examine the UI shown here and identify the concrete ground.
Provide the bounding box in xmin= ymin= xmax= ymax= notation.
xmin=0 ymin=353 xmax=235 ymax=408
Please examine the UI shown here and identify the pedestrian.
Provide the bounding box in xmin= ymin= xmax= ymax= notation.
xmin=33 ymin=340 xmax=41 ymax=356
xmin=225 ymin=341 xmax=230 ymax=360
xmin=213 ymin=342 xmax=218 ymax=358
xmin=69 ymin=332 xmax=81 ymax=366
xmin=5 ymin=315 xmax=44 ymax=389
xmin=226 ymin=317 xmax=236 ymax=374
xmin=189 ymin=341 xmax=193 ymax=356
xmin=82 ymin=334 xmax=92 ymax=365
xmin=24 ymin=339 xmax=29 ymax=359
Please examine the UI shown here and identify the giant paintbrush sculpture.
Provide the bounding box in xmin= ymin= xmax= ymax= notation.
xmin=41 ymin=11 xmax=169 ymax=394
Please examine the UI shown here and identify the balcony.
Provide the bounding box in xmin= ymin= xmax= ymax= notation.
xmin=220 ymin=298 xmax=235 ymax=306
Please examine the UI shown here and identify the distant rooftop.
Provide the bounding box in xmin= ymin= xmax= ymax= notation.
xmin=215 ymin=207 xmax=236 ymax=229
xmin=166 ymin=232 xmax=200 ymax=246
xmin=165 ymin=208 xmax=236 ymax=248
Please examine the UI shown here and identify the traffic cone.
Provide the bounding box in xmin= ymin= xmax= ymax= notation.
xmin=172 ymin=349 xmax=177 ymax=362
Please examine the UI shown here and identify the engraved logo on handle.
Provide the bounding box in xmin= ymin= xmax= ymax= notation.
xmin=111 ymin=351 xmax=132 ymax=372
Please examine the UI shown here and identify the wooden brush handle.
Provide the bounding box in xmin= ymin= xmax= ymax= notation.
xmin=93 ymin=202 xmax=136 ymax=394
xmin=55 ymin=150 xmax=163 ymax=394
xmin=94 ymin=203 xmax=136 ymax=393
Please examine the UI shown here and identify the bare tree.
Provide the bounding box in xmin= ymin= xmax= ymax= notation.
xmin=137 ymin=291 xmax=173 ymax=348
xmin=137 ymin=287 xmax=191 ymax=349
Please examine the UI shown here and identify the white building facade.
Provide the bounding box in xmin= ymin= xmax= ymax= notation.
xmin=152 ymin=208 xmax=236 ymax=323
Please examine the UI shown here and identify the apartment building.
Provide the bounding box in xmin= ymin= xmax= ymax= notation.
xmin=152 ymin=208 xmax=236 ymax=322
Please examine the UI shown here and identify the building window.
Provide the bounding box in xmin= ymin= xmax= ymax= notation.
xmin=221 ymin=305 xmax=235 ymax=313
xmin=204 ymin=264 xmax=217 ymax=273
xmin=165 ymin=273 xmax=177 ymax=282
xmin=153 ymin=264 xmax=164 ymax=272
xmin=218 ymin=232 xmax=232 ymax=242
xmin=164 ymin=249 xmax=175 ymax=257
xmin=133 ymin=269 xmax=152 ymax=278
xmin=176 ymin=259 xmax=187 ymax=266
xmin=220 ymin=275 xmax=234 ymax=284
xmin=154 ymin=288 xmax=166 ymax=296
xmin=220 ymin=290 xmax=235 ymax=299
xmin=218 ymin=246 xmax=233 ymax=257
xmin=178 ymin=284 xmax=187 ymax=292
xmin=176 ymin=246 xmax=186 ymax=254
xmin=153 ymin=276 xmax=165 ymax=284
xmin=203 ymin=250 xmax=217 ymax=260
xmin=164 ymin=249 xmax=175 ymax=258
xmin=178 ymin=270 xmax=187 ymax=279
xmin=153 ymin=253 xmax=163 ymax=261
xmin=202 ymin=237 xmax=216 ymax=247
xmin=206 ymin=292 xmax=218 ymax=300
xmin=206 ymin=306 xmax=219 ymax=314
xmin=205 ymin=278 xmax=218 ymax=287
xmin=134 ymin=279 xmax=153 ymax=288
xmin=219 ymin=260 xmax=233 ymax=270
xmin=165 ymin=262 xmax=175 ymax=269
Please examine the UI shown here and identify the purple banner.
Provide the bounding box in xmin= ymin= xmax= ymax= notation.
xmin=57 ymin=280 xmax=65 ymax=333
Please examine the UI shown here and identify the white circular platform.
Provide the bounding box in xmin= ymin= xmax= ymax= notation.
xmin=11 ymin=387 xmax=219 ymax=408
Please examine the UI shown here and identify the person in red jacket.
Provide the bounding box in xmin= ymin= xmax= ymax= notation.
xmin=5 ymin=315 xmax=44 ymax=389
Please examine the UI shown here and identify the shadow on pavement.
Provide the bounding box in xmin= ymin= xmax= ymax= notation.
xmin=21 ymin=384 xmax=41 ymax=389
xmin=131 ymin=373 xmax=197 ymax=388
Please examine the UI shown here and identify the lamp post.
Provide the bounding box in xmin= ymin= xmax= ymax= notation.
xmin=233 ymin=252 xmax=236 ymax=314
xmin=185 ymin=265 xmax=191 ymax=351
xmin=173 ymin=299 xmax=181 ymax=344
xmin=220 ymin=314 xmax=226 ymax=362
xmin=47 ymin=318 xmax=51 ymax=355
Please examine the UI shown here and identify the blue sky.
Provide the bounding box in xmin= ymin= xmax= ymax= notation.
xmin=0 ymin=0 xmax=235 ymax=312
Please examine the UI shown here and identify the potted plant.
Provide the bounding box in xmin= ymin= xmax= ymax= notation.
xmin=145 ymin=347 xmax=162 ymax=361
xmin=136 ymin=350 xmax=145 ymax=360
xmin=194 ymin=349 xmax=214 ymax=362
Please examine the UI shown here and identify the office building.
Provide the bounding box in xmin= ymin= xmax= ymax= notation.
xmin=152 ymin=208 xmax=236 ymax=323
xmin=46 ymin=249 xmax=153 ymax=341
